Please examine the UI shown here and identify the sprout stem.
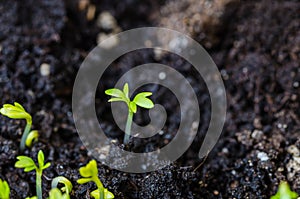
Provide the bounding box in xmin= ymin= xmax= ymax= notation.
xmin=20 ymin=123 xmax=31 ymax=151
xmin=36 ymin=171 xmax=42 ymax=199
xmin=94 ymin=177 xmax=104 ymax=199
xmin=124 ymin=111 xmax=133 ymax=144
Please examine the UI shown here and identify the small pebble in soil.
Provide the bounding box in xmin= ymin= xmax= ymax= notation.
xmin=213 ymin=190 xmax=219 ymax=195
xmin=220 ymin=69 xmax=229 ymax=80
xmin=154 ymin=48 xmax=165 ymax=60
xmin=144 ymin=40 xmax=152 ymax=48
xmin=87 ymin=4 xmax=96 ymax=21
xmin=293 ymin=81 xmax=299 ymax=88
xmin=222 ymin=147 xmax=229 ymax=154
xmin=251 ymin=129 xmax=263 ymax=140
xmin=159 ymin=72 xmax=166 ymax=80
xmin=257 ymin=151 xmax=269 ymax=162
xmin=286 ymin=157 xmax=300 ymax=179
xmin=287 ymin=145 xmax=300 ymax=157
xmin=40 ymin=63 xmax=51 ymax=76
xmin=78 ymin=0 xmax=89 ymax=11
xmin=97 ymin=33 xmax=120 ymax=49
xmin=97 ymin=11 xmax=117 ymax=30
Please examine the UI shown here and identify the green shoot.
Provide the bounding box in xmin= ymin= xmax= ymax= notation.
xmin=0 ymin=179 xmax=10 ymax=199
xmin=48 ymin=188 xmax=69 ymax=199
xmin=271 ymin=181 xmax=298 ymax=199
xmin=15 ymin=150 xmax=51 ymax=199
xmin=0 ymin=102 xmax=39 ymax=151
xmin=25 ymin=197 xmax=37 ymax=199
xmin=105 ymin=83 xmax=154 ymax=144
xmin=26 ymin=130 xmax=39 ymax=148
xmin=51 ymin=176 xmax=73 ymax=196
xmin=91 ymin=189 xmax=114 ymax=199
xmin=77 ymin=160 xmax=114 ymax=199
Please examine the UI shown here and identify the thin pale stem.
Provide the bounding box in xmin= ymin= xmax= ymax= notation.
xmin=36 ymin=171 xmax=42 ymax=199
xmin=94 ymin=178 xmax=104 ymax=199
xmin=20 ymin=123 xmax=31 ymax=151
xmin=124 ymin=111 xmax=133 ymax=145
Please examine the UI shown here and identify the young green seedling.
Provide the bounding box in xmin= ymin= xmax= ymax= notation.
xmin=105 ymin=83 xmax=154 ymax=144
xmin=48 ymin=188 xmax=69 ymax=199
xmin=51 ymin=176 xmax=73 ymax=197
xmin=15 ymin=150 xmax=51 ymax=199
xmin=0 ymin=102 xmax=39 ymax=151
xmin=77 ymin=160 xmax=114 ymax=199
xmin=271 ymin=181 xmax=298 ymax=199
xmin=0 ymin=179 xmax=10 ymax=199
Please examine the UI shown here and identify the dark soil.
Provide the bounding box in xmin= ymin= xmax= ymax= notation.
xmin=0 ymin=0 xmax=299 ymax=199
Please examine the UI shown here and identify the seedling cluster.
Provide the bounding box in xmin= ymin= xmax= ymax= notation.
xmin=0 ymin=102 xmax=114 ymax=198
xmin=105 ymin=83 xmax=154 ymax=144
xmin=1 ymin=85 xmax=298 ymax=199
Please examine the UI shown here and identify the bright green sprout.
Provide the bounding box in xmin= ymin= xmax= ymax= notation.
xmin=26 ymin=130 xmax=39 ymax=148
xmin=0 ymin=102 xmax=39 ymax=151
xmin=51 ymin=176 xmax=73 ymax=197
xmin=15 ymin=150 xmax=51 ymax=199
xmin=48 ymin=188 xmax=69 ymax=199
xmin=105 ymin=83 xmax=154 ymax=144
xmin=25 ymin=197 xmax=37 ymax=199
xmin=0 ymin=179 xmax=10 ymax=199
xmin=271 ymin=181 xmax=298 ymax=199
xmin=77 ymin=160 xmax=114 ymax=199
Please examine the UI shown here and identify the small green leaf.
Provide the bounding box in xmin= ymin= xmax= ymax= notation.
xmin=129 ymin=102 xmax=137 ymax=113
xmin=24 ymin=165 xmax=36 ymax=172
xmin=15 ymin=156 xmax=36 ymax=171
xmin=108 ymin=98 xmax=125 ymax=103
xmin=38 ymin=150 xmax=45 ymax=168
xmin=123 ymin=83 xmax=129 ymax=98
xmin=43 ymin=162 xmax=51 ymax=170
xmin=105 ymin=189 xmax=115 ymax=199
xmin=14 ymin=102 xmax=26 ymax=111
xmin=78 ymin=160 xmax=98 ymax=179
xmin=271 ymin=181 xmax=298 ymax=199
xmin=105 ymin=88 xmax=124 ymax=98
xmin=77 ymin=178 xmax=92 ymax=184
xmin=25 ymin=130 xmax=39 ymax=148
xmin=0 ymin=179 xmax=10 ymax=199
xmin=137 ymin=92 xmax=152 ymax=97
xmin=133 ymin=94 xmax=154 ymax=109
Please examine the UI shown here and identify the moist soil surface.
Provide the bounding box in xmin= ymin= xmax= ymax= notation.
xmin=0 ymin=0 xmax=300 ymax=198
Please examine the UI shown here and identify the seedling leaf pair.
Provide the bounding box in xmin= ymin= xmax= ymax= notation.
xmin=0 ymin=102 xmax=32 ymax=124
xmin=77 ymin=159 xmax=99 ymax=184
xmin=105 ymin=83 xmax=154 ymax=144
xmin=105 ymin=83 xmax=154 ymax=113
